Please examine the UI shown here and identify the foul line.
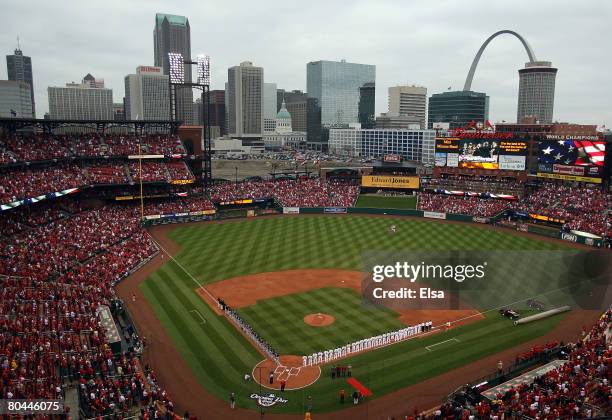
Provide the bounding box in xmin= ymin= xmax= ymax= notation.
xmin=189 ymin=309 xmax=207 ymax=324
xmin=144 ymin=231 xmax=216 ymax=302
xmin=425 ymin=338 xmax=460 ymax=352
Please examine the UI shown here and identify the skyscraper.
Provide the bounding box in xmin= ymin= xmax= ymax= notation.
xmin=0 ymin=80 xmax=33 ymax=118
xmin=227 ymin=61 xmax=264 ymax=138
xmin=153 ymin=13 xmax=193 ymax=124
xmin=263 ymin=83 xmax=277 ymax=132
xmin=6 ymin=47 xmax=35 ymax=117
xmin=209 ymin=90 xmax=226 ymax=135
xmin=358 ymin=82 xmax=376 ymax=129
xmin=124 ymin=66 xmax=169 ymax=120
xmin=517 ymin=61 xmax=557 ymax=124
xmin=48 ymin=75 xmax=113 ymax=120
xmin=428 ymin=90 xmax=489 ymax=129
xmin=306 ymin=59 xmax=375 ymax=149
xmin=388 ymin=85 xmax=427 ymax=129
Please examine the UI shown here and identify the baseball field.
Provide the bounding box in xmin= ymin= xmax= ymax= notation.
xmin=123 ymin=214 xmax=601 ymax=417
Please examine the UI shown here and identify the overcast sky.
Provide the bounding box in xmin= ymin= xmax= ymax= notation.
xmin=1 ymin=0 xmax=610 ymax=127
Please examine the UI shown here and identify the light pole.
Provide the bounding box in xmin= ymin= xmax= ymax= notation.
xmin=235 ymin=166 xmax=238 ymax=186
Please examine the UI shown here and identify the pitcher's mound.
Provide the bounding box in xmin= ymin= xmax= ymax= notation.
xmin=253 ymin=355 xmax=320 ymax=390
xmin=304 ymin=313 xmax=335 ymax=327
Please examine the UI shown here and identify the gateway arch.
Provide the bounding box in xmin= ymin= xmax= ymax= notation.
xmin=463 ymin=30 xmax=537 ymax=91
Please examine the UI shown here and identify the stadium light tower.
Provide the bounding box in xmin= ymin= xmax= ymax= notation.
xmin=168 ymin=52 xmax=212 ymax=189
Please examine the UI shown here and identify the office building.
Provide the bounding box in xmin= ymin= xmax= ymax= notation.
xmin=6 ymin=47 xmax=35 ymax=117
xmin=263 ymin=82 xmax=277 ymax=132
xmin=306 ymin=59 xmax=376 ymax=149
xmin=82 ymin=73 xmax=105 ymax=88
xmin=48 ymin=75 xmax=113 ymax=120
xmin=375 ymin=112 xmax=422 ymax=130
xmin=427 ymin=90 xmax=489 ymax=129
xmin=209 ymin=90 xmax=226 ymax=135
xmin=227 ymin=61 xmax=264 ymax=138
xmin=359 ymin=82 xmax=376 ymax=129
xmin=124 ymin=66 xmax=169 ymax=120
xmin=153 ymin=13 xmax=193 ymax=124
xmin=277 ymin=89 xmax=307 ymax=132
xmin=388 ymin=85 xmax=427 ymax=129
xmin=517 ymin=61 xmax=557 ymax=124
xmin=329 ymin=127 xmax=436 ymax=164
xmin=0 ymin=80 xmax=33 ymax=118
xmin=113 ymin=103 xmax=125 ymax=121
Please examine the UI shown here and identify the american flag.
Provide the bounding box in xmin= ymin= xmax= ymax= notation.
xmin=539 ymin=140 xmax=605 ymax=167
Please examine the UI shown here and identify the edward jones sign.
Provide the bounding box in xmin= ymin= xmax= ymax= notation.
xmin=361 ymin=175 xmax=420 ymax=189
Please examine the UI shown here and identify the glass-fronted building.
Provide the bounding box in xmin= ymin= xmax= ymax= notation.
xmin=329 ymin=128 xmax=436 ymax=164
xmin=517 ymin=61 xmax=557 ymax=124
xmin=427 ymin=90 xmax=489 ymax=129
xmin=306 ymin=60 xmax=375 ymax=149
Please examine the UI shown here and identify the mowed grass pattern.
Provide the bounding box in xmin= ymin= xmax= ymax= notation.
xmin=355 ymin=194 xmax=418 ymax=209
xmin=238 ymin=288 xmax=405 ymax=355
xmin=140 ymin=215 xmax=567 ymax=413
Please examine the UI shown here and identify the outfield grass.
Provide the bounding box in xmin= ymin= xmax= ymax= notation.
xmin=355 ymin=194 xmax=417 ymax=209
xmin=140 ymin=215 xmax=569 ymax=413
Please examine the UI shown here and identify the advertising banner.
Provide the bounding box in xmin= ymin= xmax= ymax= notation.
xmin=499 ymin=155 xmax=526 ymax=171
xmin=324 ymin=207 xmax=348 ymax=214
xmin=361 ymin=175 xmax=420 ymax=189
xmin=536 ymin=172 xmax=602 ymax=184
xmin=423 ymin=211 xmax=446 ymax=220
xmin=283 ymin=207 xmax=300 ymax=214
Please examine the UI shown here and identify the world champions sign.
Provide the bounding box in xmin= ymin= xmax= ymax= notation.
xmin=361 ymin=175 xmax=420 ymax=189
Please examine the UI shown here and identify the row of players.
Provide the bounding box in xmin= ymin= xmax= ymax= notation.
xmin=0 ymin=134 xmax=186 ymax=164
xmin=218 ymin=298 xmax=280 ymax=364
xmin=303 ymin=322 xmax=433 ymax=367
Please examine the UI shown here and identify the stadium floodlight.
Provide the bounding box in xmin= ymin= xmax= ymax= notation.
xmin=168 ymin=52 xmax=185 ymax=84
xmin=196 ymin=54 xmax=210 ymax=85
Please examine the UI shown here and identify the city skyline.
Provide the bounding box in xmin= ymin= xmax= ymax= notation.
xmin=1 ymin=0 xmax=610 ymax=127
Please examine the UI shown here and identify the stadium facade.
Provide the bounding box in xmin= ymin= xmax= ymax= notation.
xmin=329 ymin=127 xmax=436 ymax=164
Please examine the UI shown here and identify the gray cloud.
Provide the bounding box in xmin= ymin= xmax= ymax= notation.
xmin=1 ymin=0 xmax=610 ymax=127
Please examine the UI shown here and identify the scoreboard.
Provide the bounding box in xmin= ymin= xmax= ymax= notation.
xmin=435 ymin=138 xmax=528 ymax=171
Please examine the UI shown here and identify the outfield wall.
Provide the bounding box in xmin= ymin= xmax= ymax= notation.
xmin=283 ymin=206 xmax=603 ymax=247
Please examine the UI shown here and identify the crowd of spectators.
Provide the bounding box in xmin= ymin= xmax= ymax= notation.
xmin=165 ymin=161 xmax=194 ymax=181
xmin=418 ymin=180 xmax=611 ymax=238
xmin=0 ymin=160 xmax=197 ymax=204
xmin=0 ymin=164 xmax=85 ymax=204
xmin=422 ymin=175 xmax=525 ymax=196
xmin=518 ymin=182 xmax=612 ymax=238
xmin=128 ymin=162 xmax=170 ymax=183
xmin=209 ymin=179 xmax=359 ymax=207
xmin=86 ymin=162 xmax=130 ymax=185
xmin=422 ymin=309 xmax=611 ymax=419
xmin=0 ymin=134 xmax=187 ymax=164
xmin=141 ymin=196 xmax=215 ymax=216
xmin=0 ymin=201 xmax=183 ymax=417
xmin=418 ymin=193 xmax=512 ymax=217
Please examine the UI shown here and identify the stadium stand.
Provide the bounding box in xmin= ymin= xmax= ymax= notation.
xmin=209 ymin=179 xmax=359 ymax=207
xmin=0 ymin=133 xmax=186 ymax=163
xmin=418 ymin=193 xmax=512 ymax=217
xmin=419 ymin=309 xmax=611 ymax=419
